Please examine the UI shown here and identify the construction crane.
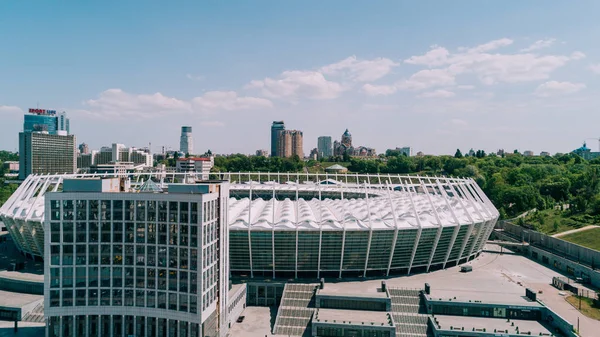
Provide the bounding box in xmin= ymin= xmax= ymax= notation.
xmin=585 ymin=138 xmax=600 ymax=152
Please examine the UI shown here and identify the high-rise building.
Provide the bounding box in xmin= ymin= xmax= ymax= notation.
xmin=180 ymin=126 xmax=193 ymax=155
xmin=24 ymin=109 xmax=59 ymax=134
xmin=317 ymin=136 xmax=333 ymax=159
xmin=23 ymin=108 xmax=70 ymax=135
xmin=44 ymin=177 xmax=231 ymax=337
xmin=18 ymin=132 xmax=76 ymax=180
xmin=57 ymin=111 xmax=70 ymax=135
xmin=277 ymin=130 xmax=303 ymax=158
xmin=270 ymin=121 xmax=285 ymax=157
xmin=78 ymin=143 xmax=89 ymax=154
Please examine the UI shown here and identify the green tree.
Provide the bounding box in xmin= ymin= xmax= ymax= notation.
xmin=454 ymin=149 xmax=463 ymax=158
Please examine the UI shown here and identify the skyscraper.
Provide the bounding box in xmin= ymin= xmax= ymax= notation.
xmin=277 ymin=130 xmax=303 ymax=158
xmin=24 ymin=109 xmax=58 ymax=134
xmin=44 ymin=178 xmax=231 ymax=336
xmin=270 ymin=121 xmax=285 ymax=157
xmin=317 ymin=136 xmax=333 ymax=159
xmin=180 ymin=126 xmax=193 ymax=155
xmin=23 ymin=109 xmax=70 ymax=135
xmin=57 ymin=111 xmax=70 ymax=135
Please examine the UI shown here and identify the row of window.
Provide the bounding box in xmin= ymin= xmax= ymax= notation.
xmin=48 ymin=287 xmax=218 ymax=313
xmin=229 ymin=225 xmax=488 ymax=271
xmin=50 ymin=245 xmax=200 ymax=269
xmin=49 ymin=220 xmax=216 ymax=246
xmin=50 ymin=199 xmax=218 ymax=224
xmin=48 ymin=314 xmax=203 ymax=337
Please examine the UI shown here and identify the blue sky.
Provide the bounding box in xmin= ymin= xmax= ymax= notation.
xmin=2 ymin=1 xmax=600 ymax=155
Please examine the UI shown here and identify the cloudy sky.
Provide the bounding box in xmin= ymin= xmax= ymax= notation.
xmin=2 ymin=1 xmax=600 ymax=155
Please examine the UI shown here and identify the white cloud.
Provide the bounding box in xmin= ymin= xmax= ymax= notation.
xmin=362 ymin=83 xmax=397 ymax=96
xmin=466 ymin=38 xmax=513 ymax=53
xmin=186 ymin=74 xmax=205 ymax=81
xmin=590 ymin=63 xmax=600 ymax=75
xmin=246 ymin=70 xmax=345 ymax=100
xmin=84 ymin=88 xmax=271 ymax=118
xmin=192 ymin=91 xmax=272 ymax=111
xmin=404 ymin=46 xmax=449 ymax=67
xmin=0 ymin=105 xmax=23 ymax=114
xmin=397 ymin=69 xmax=456 ymax=90
xmin=520 ymin=38 xmax=556 ymax=52
xmin=417 ymin=89 xmax=456 ymax=99
xmin=534 ymin=81 xmax=586 ymax=97
xmin=320 ymin=56 xmax=399 ymax=82
xmin=457 ymin=85 xmax=475 ymax=90
xmin=85 ymin=89 xmax=191 ymax=117
xmin=403 ymin=38 xmax=585 ymax=85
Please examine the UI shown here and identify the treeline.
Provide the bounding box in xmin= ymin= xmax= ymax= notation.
xmin=213 ymin=151 xmax=600 ymax=220
xmin=212 ymin=154 xmax=305 ymax=173
xmin=0 ymin=151 xmax=19 ymax=206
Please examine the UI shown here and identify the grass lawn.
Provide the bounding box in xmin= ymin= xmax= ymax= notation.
xmin=560 ymin=227 xmax=600 ymax=251
xmin=566 ymin=296 xmax=600 ymax=320
xmin=522 ymin=209 xmax=600 ymax=235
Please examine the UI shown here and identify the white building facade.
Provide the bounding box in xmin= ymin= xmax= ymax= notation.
xmin=176 ymin=157 xmax=214 ymax=180
xmin=44 ymin=178 xmax=230 ymax=337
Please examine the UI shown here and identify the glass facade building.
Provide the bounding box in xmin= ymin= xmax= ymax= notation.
xmin=270 ymin=121 xmax=285 ymax=157
xmin=24 ymin=113 xmax=59 ymax=134
xmin=43 ymin=179 xmax=230 ymax=337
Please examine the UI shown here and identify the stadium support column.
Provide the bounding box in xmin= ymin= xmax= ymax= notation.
xmin=317 ymin=184 xmax=323 ymax=279
xmin=406 ymin=179 xmax=423 ymax=275
xmin=272 ymin=184 xmax=276 ymax=279
xmin=471 ymin=179 xmax=499 ymax=252
xmin=436 ymin=179 xmax=461 ymax=269
xmin=421 ymin=177 xmax=444 ymax=272
xmin=295 ymin=181 xmax=299 ymax=279
xmin=385 ymin=181 xmax=400 ymax=277
xmin=25 ymin=176 xmax=53 ymax=255
xmin=363 ymin=181 xmax=374 ymax=278
xmin=464 ymin=181 xmax=492 ymax=259
xmin=14 ymin=176 xmax=44 ymax=255
xmin=339 ymin=180 xmax=349 ymax=278
xmin=449 ymin=180 xmax=476 ymax=264
xmin=248 ymin=183 xmax=254 ymax=278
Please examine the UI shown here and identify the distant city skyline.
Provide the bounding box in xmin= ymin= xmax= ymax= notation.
xmin=2 ymin=1 xmax=600 ymax=155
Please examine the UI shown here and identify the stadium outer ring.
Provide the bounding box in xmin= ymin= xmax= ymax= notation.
xmin=0 ymin=172 xmax=498 ymax=278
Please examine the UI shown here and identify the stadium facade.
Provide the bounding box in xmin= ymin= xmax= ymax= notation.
xmin=0 ymin=172 xmax=498 ymax=280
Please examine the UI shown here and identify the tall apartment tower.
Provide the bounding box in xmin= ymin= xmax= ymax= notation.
xmin=180 ymin=126 xmax=193 ymax=155
xmin=44 ymin=178 xmax=231 ymax=337
xmin=317 ymin=136 xmax=333 ymax=159
xmin=270 ymin=121 xmax=285 ymax=157
xmin=277 ymin=130 xmax=303 ymax=158
xmin=18 ymin=132 xmax=76 ymax=180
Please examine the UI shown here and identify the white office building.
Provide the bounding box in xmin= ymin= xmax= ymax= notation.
xmin=44 ymin=177 xmax=231 ymax=336
xmin=176 ymin=157 xmax=214 ymax=181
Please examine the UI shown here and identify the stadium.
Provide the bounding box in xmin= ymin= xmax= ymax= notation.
xmin=0 ymin=172 xmax=498 ymax=279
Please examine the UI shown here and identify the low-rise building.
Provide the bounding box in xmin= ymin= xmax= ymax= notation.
xmin=176 ymin=157 xmax=214 ymax=180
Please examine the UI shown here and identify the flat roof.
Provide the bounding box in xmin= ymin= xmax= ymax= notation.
xmin=427 ymin=289 xmax=543 ymax=308
xmin=318 ymin=287 xmax=388 ymax=298
xmin=0 ymin=290 xmax=42 ymax=309
xmin=434 ymin=315 xmax=554 ymax=336
xmin=315 ymin=309 xmax=392 ymax=326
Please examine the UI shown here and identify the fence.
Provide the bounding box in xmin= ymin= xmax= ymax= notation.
xmin=496 ymin=221 xmax=600 ymax=270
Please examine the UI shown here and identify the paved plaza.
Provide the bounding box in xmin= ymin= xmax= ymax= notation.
xmin=229 ymin=244 xmax=600 ymax=337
